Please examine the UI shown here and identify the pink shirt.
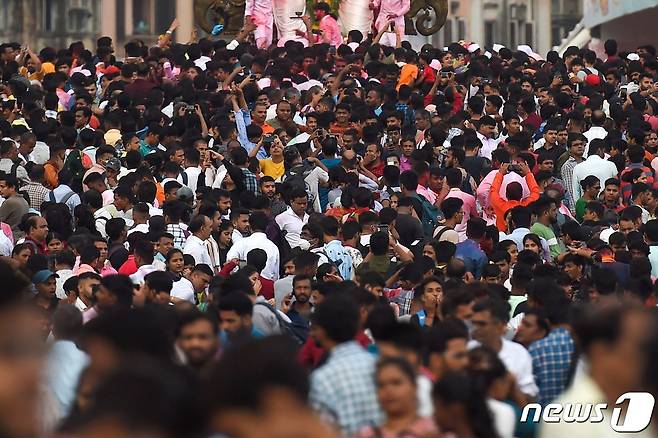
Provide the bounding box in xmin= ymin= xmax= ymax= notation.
xmin=416 ymin=185 xmax=436 ymax=205
xmin=319 ymin=15 xmax=343 ymax=47
xmin=445 ymin=188 xmax=478 ymax=241
xmin=477 ymin=169 xmax=530 ymax=209
xmin=400 ymin=155 xmax=413 ymax=173
xmin=244 ymin=0 xmax=273 ymax=25
xmin=372 ymin=0 xmax=410 ymax=30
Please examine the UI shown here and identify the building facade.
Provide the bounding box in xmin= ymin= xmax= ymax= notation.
xmin=426 ymin=0 xmax=582 ymax=55
xmin=0 ymin=0 xmax=195 ymax=54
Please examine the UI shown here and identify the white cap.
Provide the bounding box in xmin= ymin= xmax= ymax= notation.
xmin=468 ymin=44 xmax=481 ymax=53
xmin=627 ymin=53 xmax=640 ymax=61
xmin=425 ymin=104 xmax=437 ymax=115
xmin=257 ymin=78 xmax=271 ymax=89
xmin=517 ymin=45 xmax=532 ymax=55
xmin=443 ymin=47 xmax=449 ymax=52
xmin=226 ymin=39 xmax=240 ymax=50
xmin=484 ymin=51 xmax=492 ymax=59
xmin=348 ymin=42 xmax=359 ymax=51
xmin=492 ymin=44 xmax=505 ymax=53
xmin=429 ymin=59 xmax=442 ymax=71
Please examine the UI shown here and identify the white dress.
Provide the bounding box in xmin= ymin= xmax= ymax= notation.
xmin=272 ymin=0 xmax=308 ymax=46
xmin=338 ymin=0 xmax=374 ymax=36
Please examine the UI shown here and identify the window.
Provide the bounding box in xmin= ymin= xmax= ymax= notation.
xmin=457 ymin=18 xmax=465 ymax=41
xmin=43 ymin=0 xmax=58 ymax=32
xmin=133 ymin=0 xmax=153 ymax=35
xmin=509 ymin=22 xmax=516 ymax=48
xmin=67 ymin=0 xmax=98 ymax=33
xmin=0 ymin=0 xmax=9 ymax=30
xmin=484 ymin=21 xmax=495 ymax=49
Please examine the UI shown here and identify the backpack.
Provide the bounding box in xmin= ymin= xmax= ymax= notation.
xmin=49 ymin=189 xmax=76 ymax=205
xmin=412 ymin=193 xmax=442 ymax=236
xmin=254 ymin=301 xmax=306 ymax=346
xmin=283 ymin=161 xmax=315 ymax=211
xmin=9 ymin=162 xmax=20 ymax=179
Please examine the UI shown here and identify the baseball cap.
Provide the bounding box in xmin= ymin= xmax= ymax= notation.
xmin=32 ymin=270 xmax=58 ymax=285
xmin=105 ymin=157 xmax=121 ymax=172
xmin=585 ymin=74 xmax=601 ymax=87
xmin=176 ymin=186 xmax=194 ymax=202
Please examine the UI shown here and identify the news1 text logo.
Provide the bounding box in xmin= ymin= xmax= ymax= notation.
xmin=521 ymin=392 xmax=655 ymax=432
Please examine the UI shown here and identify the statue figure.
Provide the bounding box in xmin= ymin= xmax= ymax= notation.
xmin=194 ymin=0 xmax=246 ymax=35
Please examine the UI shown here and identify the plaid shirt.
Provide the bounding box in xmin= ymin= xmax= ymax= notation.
xmin=309 ymin=341 xmax=382 ymax=435
xmin=560 ymin=156 xmax=579 ymax=214
xmin=22 ymin=181 xmax=50 ymax=212
xmin=528 ymin=327 xmax=575 ymax=406
xmin=384 ymin=288 xmax=414 ymax=316
xmin=166 ymin=223 xmax=188 ymax=250
xmin=241 ymin=168 xmax=260 ymax=195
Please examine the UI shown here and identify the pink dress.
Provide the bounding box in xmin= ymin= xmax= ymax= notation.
xmin=371 ymin=0 xmax=410 ymax=33
xmin=319 ymin=15 xmax=343 ymax=47
xmin=245 ymin=0 xmax=274 ymax=48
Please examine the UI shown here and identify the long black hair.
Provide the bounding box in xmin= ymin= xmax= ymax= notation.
xmin=432 ymin=372 xmax=498 ymax=438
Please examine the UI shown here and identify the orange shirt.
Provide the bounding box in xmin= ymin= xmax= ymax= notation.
xmin=397 ymin=64 xmax=419 ymax=90
xmin=490 ymin=172 xmax=540 ymax=231
xmin=43 ymin=162 xmax=59 ymax=190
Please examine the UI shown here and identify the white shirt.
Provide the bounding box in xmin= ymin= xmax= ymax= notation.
xmin=487 ymin=398 xmax=516 ymax=438
xmin=55 ymin=268 xmax=74 ymax=300
xmin=0 ymin=226 xmax=12 ymax=256
xmin=129 ymin=264 xmax=160 ymax=285
xmin=476 ymin=131 xmax=502 ymax=161
xmin=29 ymin=141 xmax=50 ymax=165
xmin=571 ymin=155 xmax=618 ymax=202
xmin=231 ymin=229 xmax=245 ymax=244
xmin=183 ymin=235 xmax=213 ymax=267
xmin=583 ymin=126 xmax=608 ymax=157
xmin=226 ymin=232 xmax=280 ymax=281
xmin=469 ymin=338 xmax=538 ymax=397
xmin=275 ymin=208 xmax=309 ymax=249
xmin=93 ymin=207 xmax=114 ymax=238
xmin=194 ymin=55 xmax=211 ymax=71
xmin=171 ymin=277 xmax=195 ymax=303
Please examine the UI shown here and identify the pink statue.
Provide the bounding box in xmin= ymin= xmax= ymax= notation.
xmin=245 ymin=0 xmax=274 ymax=49
xmin=370 ymin=0 xmax=410 ymax=45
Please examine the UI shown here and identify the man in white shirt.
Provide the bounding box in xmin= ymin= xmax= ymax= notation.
xmin=183 ymin=215 xmax=214 ymax=267
xmin=582 ymin=110 xmax=608 ymax=157
xmin=476 ymin=116 xmax=502 ymax=160
xmin=129 ymin=240 xmax=162 ymax=285
xmin=571 ymin=139 xmax=617 ymax=203
xmin=275 ymin=187 xmax=310 ymax=249
xmin=226 ymin=211 xmax=280 ymax=281
xmin=469 ymin=297 xmax=538 ymax=399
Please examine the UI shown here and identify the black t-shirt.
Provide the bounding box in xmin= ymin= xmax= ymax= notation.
xmin=463 ymin=156 xmax=490 ymax=183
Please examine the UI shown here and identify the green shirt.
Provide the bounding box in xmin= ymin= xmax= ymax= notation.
xmin=531 ymin=222 xmax=564 ymax=259
xmin=575 ymin=197 xmax=587 ymax=222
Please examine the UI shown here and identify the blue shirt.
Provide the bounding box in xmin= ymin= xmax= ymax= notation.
xmin=235 ymin=109 xmax=267 ymax=159
xmin=309 ymin=341 xmax=382 ymax=435
xmin=528 ymin=327 xmax=575 ymax=406
xmin=318 ymin=240 xmax=354 ymax=280
xmin=455 ymin=239 xmax=488 ymax=279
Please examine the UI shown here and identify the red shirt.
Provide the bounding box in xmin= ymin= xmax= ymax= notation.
xmin=118 ymin=255 xmax=138 ymax=276
xmin=298 ymin=330 xmax=372 ymax=369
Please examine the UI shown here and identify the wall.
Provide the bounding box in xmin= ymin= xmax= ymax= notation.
xmin=598 ymin=6 xmax=658 ymax=51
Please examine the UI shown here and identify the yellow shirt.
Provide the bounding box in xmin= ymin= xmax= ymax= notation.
xmin=259 ymin=159 xmax=285 ymax=180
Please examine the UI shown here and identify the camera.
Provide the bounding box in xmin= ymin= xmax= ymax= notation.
xmin=508 ymin=164 xmax=522 ymax=173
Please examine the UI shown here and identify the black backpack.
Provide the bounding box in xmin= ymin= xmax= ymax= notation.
xmin=283 ymin=161 xmax=315 ymax=211
xmin=254 ymin=301 xmax=307 ymax=346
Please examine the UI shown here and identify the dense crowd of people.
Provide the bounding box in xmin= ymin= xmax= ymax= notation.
xmin=3 ymin=6 xmax=658 ymax=438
